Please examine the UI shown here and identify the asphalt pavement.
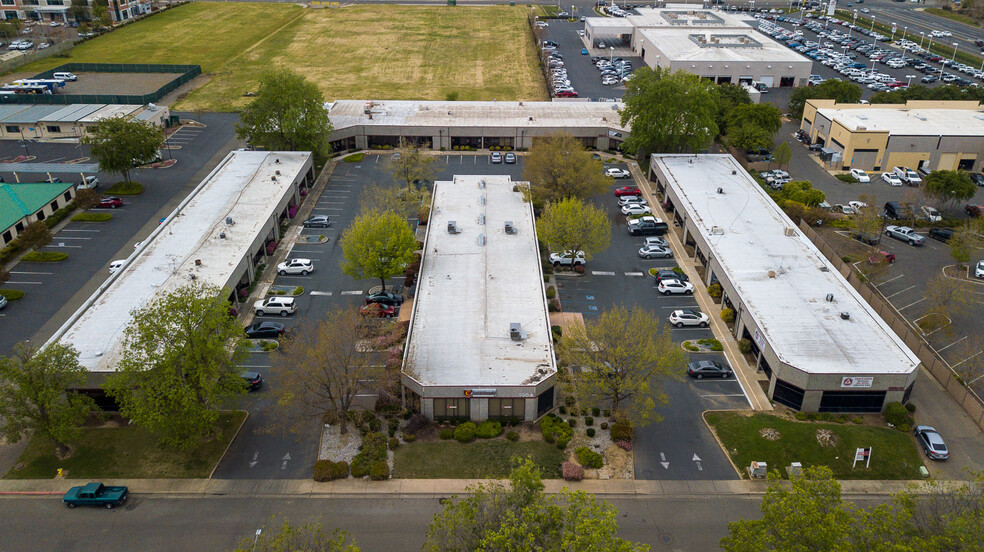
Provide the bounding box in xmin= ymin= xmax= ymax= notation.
xmin=543 ymin=20 xmax=642 ymax=100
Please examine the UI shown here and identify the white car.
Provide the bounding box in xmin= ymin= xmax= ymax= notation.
xmin=668 ymin=309 xmax=710 ymax=328
xmin=881 ymin=172 xmax=903 ymax=186
xmin=605 ymin=167 xmax=631 ymax=178
xmin=850 ymin=169 xmax=870 ymax=183
xmin=638 ymin=244 xmax=672 ymax=259
xmin=657 ymin=279 xmax=694 ymax=295
xmin=109 ymin=260 xmax=126 ymax=273
xmin=848 ymin=200 xmax=868 ymax=212
xmin=277 ymin=258 xmax=314 ymax=276
xmin=618 ymin=195 xmax=647 ymax=206
xmin=253 ymin=296 xmax=297 ymax=317
xmin=921 ymin=206 xmax=942 ymax=222
xmin=621 ymin=203 xmax=652 ymax=216
xmin=975 ymin=260 xmax=984 ymax=279
xmin=549 ymin=250 xmax=585 ymax=267
xmin=644 ymin=236 xmax=668 ymax=248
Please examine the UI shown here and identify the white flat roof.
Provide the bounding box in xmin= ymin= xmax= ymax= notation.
xmin=52 ymin=151 xmax=311 ymax=372
xmin=628 ymin=6 xmax=754 ymax=28
xmin=77 ymin=104 xmax=141 ymax=123
xmin=405 ymin=175 xmax=555 ymax=387
xmin=641 ymin=27 xmax=810 ymax=63
xmin=818 ymin=106 xmax=984 ymax=136
xmin=328 ymin=100 xmax=628 ymax=132
xmin=654 ymin=154 xmax=919 ymax=376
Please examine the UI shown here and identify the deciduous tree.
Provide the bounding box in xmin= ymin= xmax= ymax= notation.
xmin=386 ymin=139 xmax=436 ymax=192
xmin=788 ymin=80 xmax=862 ymax=118
xmin=0 ymin=18 xmax=22 ymax=40
xmin=536 ymin=197 xmax=611 ymax=260
xmin=423 ymin=457 xmax=649 ymax=552
xmin=947 ymin=217 xmax=984 ymax=265
xmin=772 ymin=141 xmax=792 ymax=170
xmin=725 ymin=103 xmax=782 ymax=152
xmin=924 ymin=274 xmax=973 ymax=326
xmin=105 ymin=282 xmax=249 ymax=449
xmin=69 ymin=0 xmax=90 ymax=21
xmin=340 ymin=210 xmax=417 ymax=291
xmin=522 ymin=133 xmax=611 ymax=203
xmin=559 ymin=306 xmax=686 ymax=424
xmin=850 ymin=193 xmax=883 ymax=240
xmin=16 ymin=221 xmax=52 ymax=250
xmin=922 ymin=170 xmax=976 ymax=211
xmin=236 ymin=68 xmax=333 ymax=160
xmin=360 ymin=182 xmax=430 ymax=221
xmin=234 ymin=519 xmax=360 ymax=552
xmin=620 ymin=67 xmax=719 ymax=157
xmin=0 ymin=342 xmax=94 ymax=457
xmin=779 ymin=180 xmax=826 ymax=206
xmin=273 ymin=308 xmax=397 ymax=435
xmin=711 ymin=82 xmax=751 ymax=131
xmin=82 ymin=116 xmax=164 ymax=185
xmin=72 ymin=188 xmax=101 ymax=211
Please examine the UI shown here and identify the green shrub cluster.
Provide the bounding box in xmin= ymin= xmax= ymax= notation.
xmin=575 ymin=446 xmax=604 ymax=469
xmin=884 ymin=402 xmax=912 ymax=429
xmin=835 ymin=173 xmax=857 ymax=183
xmin=388 ymin=437 xmax=400 ymax=450
xmin=592 ymin=407 xmax=600 ymax=416
xmin=568 ymin=418 xmax=577 ymax=428
xmin=351 ymin=432 xmax=388 ymax=478
xmin=720 ymin=308 xmax=735 ymax=323
xmin=342 ymin=152 xmax=365 ymax=162
xmin=453 ymin=422 xmax=477 ymax=443
xmin=475 ymin=420 xmax=503 ymax=439
xmin=540 ymin=414 xmax=573 ymax=448
xmin=586 ymin=428 xmax=596 ymax=438
xmin=506 ymin=431 xmax=519 ymax=442
xmin=707 ymin=283 xmax=723 ymax=298
xmin=313 ymin=460 xmax=349 ymax=481
xmin=738 ymin=338 xmax=753 ymax=354
xmin=546 ymin=286 xmax=557 ymax=299
xmin=440 ymin=428 xmax=454 ymax=440
xmin=585 ymin=417 xmax=594 ymax=426
xmin=610 ymin=420 xmax=634 ymax=442
xmin=600 ymin=422 xmax=608 ymax=430
xmin=369 ymin=460 xmax=390 ymax=480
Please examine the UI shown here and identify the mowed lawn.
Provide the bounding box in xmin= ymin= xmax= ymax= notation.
xmin=17 ymin=2 xmax=547 ymax=111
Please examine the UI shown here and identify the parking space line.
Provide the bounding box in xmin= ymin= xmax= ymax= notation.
xmin=937 ymin=336 xmax=968 ymax=352
xmin=897 ymin=297 xmax=926 ymax=310
xmin=875 ymin=274 xmax=904 ymax=286
xmin=592 ymin=271 xmax=616 ymax=276
xmin=45 ymin=236 xmax=91 ymax=240
xmin=60 ymin=229 xmax=100 ymax=233
xmin=884 ymin=285 xmax=916 ymax=299
xmin=46 ymin=245 xmax=82 ymax=248
xmin=309 ymin=291 xmax=332 ymax=296
xmin=240 ymin=365 xmax=272 ymax=369
xmin=952 ymin=350 xmax=983 ymax=367
xmin=624 ymin=271 xmax=644 ymax=277
xmin=289 ymin=250 xmax=323 ymax=254
xmin=7 ymin=281 xmax=42 ymax=285
xmin=340 ymin=290 xmax=363 ymax=295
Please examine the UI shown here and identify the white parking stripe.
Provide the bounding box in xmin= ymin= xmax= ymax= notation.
xmin=592 ymin=271 xmax=616 ymax=276
xmin=10 ymin=271 xmax=52 ymax=275
xmin=7 ymin=281 xmax=42 ymax=285
xmin=897 ymin=297 xmax=926 ymax=310
xmin=884 ymin=285 xmax=916 ymax=299
xmin=340 ymin=290 xmax=363 ymax=295
xmin=309 ymin=291 xmax=333 ymax=296
xmin=624 ymin=272 xmax=644 ymax=277
xmin=875 ymin=274 xmax=904 ymax=286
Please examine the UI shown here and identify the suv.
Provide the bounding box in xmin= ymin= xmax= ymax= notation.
xmin=884 ymin=201 xmax=912 ymax=220
xmin=253 ymin=296 xmax=297 ymax=317
xmin=627 ymin=216 xmax=669 ymax=236
xmin=77 ymin=176 xmax=99 ymax=190
xmin=548 ymin=250 xmax=585 ymax=267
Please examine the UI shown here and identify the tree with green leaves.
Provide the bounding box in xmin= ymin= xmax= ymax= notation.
xmin=386 ymin=138 xmax=436 ymax=192
xmin=788 ymin=80 xmax=862 ymax=118
xmin=92 ymin=4 xmax=112 ymax=28
xmin=725 ymin=103 xmax=782 ymax=152
xmin=711 ymin=82 xmax=752 ymax=132
xmin=423 ymin=457 xmax=649 ymax=552
xmin=0 ymin=18 xmax=22 ymax=40
xmin=772 ymin=141 xmax=792 ymax=170
xmin=0 ymin=342 xmax=94 ymax=457
xmin=340 ymin=210 xmax=417 ymax=291
xmin=236 ymin=68 xmax=333 ymax=160
xmin=72 ymin=188 xmax=101 ymax=211
xmin=778 ymin=180 xmax=825 ymax=206
xmin=359 ymin=181 xmax=429 ymax=220
xmin=69 ymin=0 xmax=90 ymax=21
xmin=620 ymin=66 xmax=719 ymax=157
xmin=234 ymin=519 xmax=359 ymax=552
xmin=521 ymin=133 xmax=611 ymax=204
xmin=921 ymin=170 xmax=976 ymax=211
xmin=105 ymin=282 xmax=249 ymax=449
xmin=17 ymin=221 xmax=52 ymax=250
xmin=536 ymin=197 xmax=611 ymax=261
xmin=948 ymin=218 xmax=984 ymax=265
xmin=82 ymin=116 xmax=164 ymax=185
xmin=559 ymin=306 xmax=686 ymax=424
xmin=849 ymin=192 xmax=883 ymax=241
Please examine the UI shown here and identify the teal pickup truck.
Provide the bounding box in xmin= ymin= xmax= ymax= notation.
xmin=62 ymin=482 xmax=128 ymax=509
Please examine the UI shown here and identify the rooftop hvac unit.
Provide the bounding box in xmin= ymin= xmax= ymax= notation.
xmin=275 ymin=158 xmax=280 ymax=164
xmin=826 ymin=293 xmax=834 ymax=302
xmin=710 ymin=226 xmax=725 ymax=235
xmin=225 ymin=217 xmax=235 ymax=225
xmin=784 ymin=227 xmax=797 ymax=236
xmin=510 ymin=323 xmax=528 ymax=341
xmin=275 ymin=170 xmax=281 ymax=176
xmin=219 ymin=232 xmax=226 ymax=239
xmin=478 ymin=214 xmax=485 ymax=225
xmin=505 ymin=221 xmax=517 ymax=234
xmin=717 ymin=187 xmax=725 ymax=194
xmin=840 ymin=312 xmax=851 ymax=320
xmin=447 ymin=221 xmax=461 ymax=234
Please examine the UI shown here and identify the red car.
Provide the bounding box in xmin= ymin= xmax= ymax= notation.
xmin=555 ymin=90 xmax=578 ymax=98
xmin=966 ymin=204 xmax=983 ymax=218
xmin=614 ymin=186 xmax=641 ymax=197
xmin=360 ymin=303 xmax=397 ymax=318
xmin=98 ymin=197 xmax=123 ymax=209
xmin=868 ymin=251 xmax=896 ymax=265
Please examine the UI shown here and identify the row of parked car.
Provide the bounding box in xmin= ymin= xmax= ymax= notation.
xmin=542 ymin=41 xmax=579 ymax=98
xmin=593 ymin=56 xmax=633 ymax=86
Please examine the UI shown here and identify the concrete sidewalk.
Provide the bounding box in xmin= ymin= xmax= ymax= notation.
xmin=0 ymin=477 xmax=940 ymax=499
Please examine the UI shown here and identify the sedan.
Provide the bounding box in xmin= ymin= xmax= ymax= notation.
xmin=277 ymin=258 xmax=314 ymax=276
xmin=241 ymin=371 xmax=263 ymax=391
xmin=668 ymin=309 xmax=709 ymax=328
xmin=244 ymin=321 xmax=286 ymax=339
xmin=365 ymin=290 xmax=404 ymax=306
xmin=644 ymin=236 xmax=668 ymax=248
xmin=657 ymin=278 xmax=694 ymax=295
xmin=605 ymin=168 xmax=631 ymax=178
xmin=687 ymin=360 xmax=733 ymax=379
xmin=504 ymin=152 xmax=516 ymax=164
xmin=653 ymin=268 xmax=688 ymax=283
xmin=881 ymin=172 xmax=903 ymax=186
xmin=491 ymin=152 xmax=502 ymax=163
xmin=98 ymin=197 xmax=123 ymax=209
xmin=303 ymin=215 xmax=330 ymax=228
xmin=850 ymin=168 xmax=870 ymax=183
xmin=914 ymin=425 xmax=949 ymax=461
xmin=621 ymin=203 xmax=652 ymax=216
xmin=976 ymin=260 xmax=984 ymax=279
xmin=618 ymin=195 xmax=647 ymax=206
xmin=867 ymin=250 xmax=895 ymax=265
xmin=928 ymin=228 xmax=953 ymax=243
xmin=921 ymin=206 xmax=942 ymax=222
xmin=614 ymin=186 xmax=641 ymax=197
xmin=638 ymin=244 xmax=672 ymax=259
xmin=581 ymin=48 xmax=589 ymax=55
xmin=360 ymin=303 xmax=397 ymax=318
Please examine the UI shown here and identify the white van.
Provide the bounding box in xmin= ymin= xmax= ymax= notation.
xmin=53 ymin=72 xmax=77 ymax=81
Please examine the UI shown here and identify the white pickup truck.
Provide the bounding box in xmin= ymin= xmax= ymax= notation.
xmin=893 ymin=166 xmax=922 ymax=186
xmin=884 ymin=225 xmax=926 ymax=246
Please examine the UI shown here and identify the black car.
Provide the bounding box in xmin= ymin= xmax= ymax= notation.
xmin=244 ymin=321 xmax=285 ymax=339
xmin=928 ymin=228 xmax=954 ymax=243
xmin=653 ymin=269 xmax=689 ymax=284
xmin=302 ymin=215 xmax=331 ymax=228
xmin=850 ymin=231 xmax=880 ymax=246
xmin=687 ymin=360 xmax=733 ymax=379
xmin=969 ymin=173 xmax=984 ymax=187
xmin=365 ymin=291 xmax=404 ymax=306
xmin=241 ymin=371 xmax=263 ymax=391
xmin=808 ymin=143 xmax=824 ymax=152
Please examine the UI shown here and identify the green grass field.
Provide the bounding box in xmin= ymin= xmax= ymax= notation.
xmin=392 ymin=440 xmax=564 ymax=479
xmin=705 ymin=412 xmax=924 ymax=480
xmin=17 ymin=2 xmax=547 ymax=111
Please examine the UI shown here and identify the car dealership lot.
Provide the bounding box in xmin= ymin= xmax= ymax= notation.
xmin=542 ymin=22 xmax=643 ymax=100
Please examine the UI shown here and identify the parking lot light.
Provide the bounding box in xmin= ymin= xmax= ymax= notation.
xmin=610 ymin=46 xmax=614 ymax=62
xmin=905 ymin=74 xmax=916 ymax=87
xmin=919 ymin=31 xmax=925 ymax=49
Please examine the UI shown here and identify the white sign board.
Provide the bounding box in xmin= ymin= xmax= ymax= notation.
xmin=841 ymin=376 xmax=873 ymax=388
xmin=753 ymin=329 xmax=764 ymax=347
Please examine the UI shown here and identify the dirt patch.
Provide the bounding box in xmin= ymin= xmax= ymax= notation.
xmin=59 ymin=72 xmax=186 ymax=96
xmin=816 ymin=226 xmax=873 ymax=261
xmin=759 ymin=428 xmax=781 ymax=441
xmin=816 ymin=428 xmax=839 ymax=447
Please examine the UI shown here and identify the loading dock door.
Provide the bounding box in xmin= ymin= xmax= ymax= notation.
xmin=759 ymin=76 xmax=774 ymax=87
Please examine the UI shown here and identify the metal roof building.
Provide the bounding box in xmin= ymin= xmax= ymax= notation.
xmin=0 ymin=181 xmax=76 ymax=247
xmin=0 ymin=103 xmax=170 ymax=141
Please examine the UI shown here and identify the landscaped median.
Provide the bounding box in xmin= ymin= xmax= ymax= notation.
xmin=705 ymin=411 xmax=924 ymax=480
xmin=105 ymin=181 xmax=145 ymax=195
xmin=71 ymin=213 xmax=113 ymax=223
xmin=20 ymin=251 xmax=68 ymax=263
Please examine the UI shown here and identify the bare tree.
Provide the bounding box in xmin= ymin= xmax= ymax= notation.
xmin=72 ymin=188 xmax=101 ymax=211
xmin=948 ymin=334 xmax=984 ymax=384
xmin=924 ymin=274 xmax=973 ymax=330
xmin=899 ymin=187 xmax=924 ymax=228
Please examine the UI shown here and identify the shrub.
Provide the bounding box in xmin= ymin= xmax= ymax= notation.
xmin=361 ymin=410 xmax=377 ymax=423
xmin=576 ymin=446 xmax=604 ymax=469
xmin=794 ymin=412 xmax=808 ymax=421
xmin=440 ymin=428 xmax=454 ymax=440
xmin=342 ymin=152 xmax=365 ymax=162
xmin=548 ymin=298 xmax=562 ymax=312
xmin=476 ymin=420 xmax=503 ymax=439
xmin=592 ymin=407 xmax=600 ymax=416
xmin=351 ymin=455 xmax=371 ymax=478
xmin=21 ymin=251 xmax=68 ymax=262
xmin=585 ymin=417 xmax=594 ymax=426
xmin=738 ymin=338 xmax=753 ymax=354
xmin=852 ymin=417 xmax=864 ymax=424
xmin=369 ymin=460 xmax=390 ymax=480
xmin=454 ymin=422 xmax=477 ymax=443
xmin=615 ymin=440 xmax=633 ymax=451
xmin=546 ymin=285 xmax=557 ymax=299
xmin=388 ymin=437 xmax=400 ymax=450
xmin=835 ymin=173 xmax=857 ymax=183
xmin=707 ymin=283 xmax=723 ymax=298
xmin=818 ymin=412 xmax=834 ymax=422
xmin=600 ymin=422 xmax=608 ymax=430
xmin=369 ymin=417 xmax=382 ymax=432
xmin=565 ymin=396 xmax=576 ymax=407
xmin=506 ymin=431 xmax=519 ymax=442
xmin=720 ymin=308 xmax=735 ymax=323
xmin=572 ymin=265 xmax=585 ymax=275
xmin=586 ymin=428 xmax=596 ymax=437
xmin=837 ymin=415 xmax=850 ymax=424
xmin=611 ymin=421 xmax=634 ymax=442
xmin=313 ymin=460 xmax=349 ymax=481
xmin=403 ymin=433 xmax=417 ymax=443
xmin=561 ymin=461 xmax=584 ymax=481
xmin=541 ymin=415 xmax=573 ymax=447
xmin=559 ymin=405 xmax=567 ymax=415
xmin=603 ymin=409 xmax=611 ymax=417
xmin=581 ymin=408 xmax=588 ymax=416
xmin=905 ymin=402 xmax=916 ymax=413
xmin=71 ymin=213 xmax=112 ymax=222
xmin=897 ymin=423 xmax=912 ymax=433
xmin=884 ymin=402 xmax=911 ymax=427
xmin=568 ymin=418 xmax=577 ymax=428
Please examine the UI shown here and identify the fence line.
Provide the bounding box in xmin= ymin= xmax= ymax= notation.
xmin=0 ymin=62 xmax=200 ymax=106
xmin=798 ymin=219 xmax=984 ymax=430
xmin=0 ymin=40 xmax=76 ymax=76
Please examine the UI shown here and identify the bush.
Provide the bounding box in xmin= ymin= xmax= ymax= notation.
xmin=476 ymin=420 xmax=503 ymax=439
xmin=581 ymin=408 xmax=588 ymax=416
xmin=388 ymin=437 xmax=400 ymax=450
xmin=313 ymin=460 xmax=349 ymax=481
xmin=541 ymin=415 xmax=573 ymax=448
xmin=586 ymin=428 xmax=596 ymax=437
xmin=852 ymin=417 xmax=864 ymax=424
xmin=403 ymin=433 xmax=417 ymax=443
xmin=342 ymin=152 xmax=365 ymax=162
xmin=559 ymin=405 xmax=567 ymax=415
xmin=720 ymin=308 xmax=735 ymax=323
xmin=611 ymin=420 xmax=634 ymax=442
xmin=440 ymin=428 xmax=454 ymax=440
xmin=592 ymin=407 xmax=600 ymax=416
xmin=585 ymin=417 xmax=594 ymax=426
xmin=565 ymin=396 xmax=576 ymax=407
xmin=361 ymin=410 xmax=377 ymax=423
xmin=897 ymin=423 xmax=912 ymax=433
xmin=71 ymin=213 xmax=112 ymax=222
xmin=795 ymin=412 xmax=808 ymax=421
xmin=603 ymin=409 xmax=611 ymax=417
xmin=369 ymin=417 xmax=382 ymax=432
xmin=818 ymin=412 xmax=834 ymax=422
xmin=572 ymin=265 xmax=585 ymax=275
xmin=106 ymin=181 xmax=144 ymax=195
xmin=21 ymin=251 xmax=68 ymax=262
xmin=905 ymin=402 xmax=916 ymax=413
xmin=561 ymin=461 xmax=584 ymax=481
xmin=506 ymin=431 xmax=519 ymax=442
xmin=568 ymin=418 xmax=577 ymax=428
xmin=546 ymin=285 xmax=557 ymax=299
xmin=351 ymin=455 xmax=371 ymax=478
xmin=738 ymin=338 xmax=753 ymax=354
xmin=600 ymin=422 xmax=608 ymax=430
xmin=707 ymin=283 xmax=723 ymax=298
xmin=454 ymin=422 xmax=477 ymax=443
xmin=615 ymin=440 xmax=632 ymax=451
xmin=575 ymin=446 xmax=604 ymax=469
xmin=835 ymin=173 xmax=857 ymax=183
xmin=884 ymin=402 xmax=911 ymax=428
xmin=369 ymin=460 xmax=390 ymax=480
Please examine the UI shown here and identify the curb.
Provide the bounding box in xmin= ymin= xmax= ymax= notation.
xmin=701 ymin=410 xmax=745 ymax=479
xmin=207 ymin=409 xmax=250 ymax=480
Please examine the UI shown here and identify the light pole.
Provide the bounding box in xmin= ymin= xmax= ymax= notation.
xmin=927 ymin=34 xmax=934 ymax=56
xmin=939 ymin=42 xmax=957 ymax=80
xmin=919 ymin=31 xmax=925 ymax=50
xmin=610 ymin=46 xmax=614 ymax=62
xmin=900 ymin=26 xmax=907 ymax=62
xmin=849 ymin=9 xmax=857 ymax=37
xmin=869 ymin=15 xmax=876 ymax=47
xmin=905 ymin=74 xmax=916 ymax=87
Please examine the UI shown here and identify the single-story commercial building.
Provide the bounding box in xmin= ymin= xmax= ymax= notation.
xmin=584 ymin=6 xmax=812 ymax=87
xmin=0 ymin=103 xmax=169 ymax=141
xmin=650 ymin=154 xmax=920 ymax=413
xmin=326 ymin=100 xmax=630 ymax=152
xmin=0 ymin=181 xmax=75 ymax=247
xmin=46 ymin=150 xmax=315 ymax=373
xmin=401 ymin=175 xmax=557 ymax=421
xmin=801 ymin=99 xmax=984 ymax=172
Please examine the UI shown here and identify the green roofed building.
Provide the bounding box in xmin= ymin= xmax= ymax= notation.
xmin=1 ymin=182 xmax=76 ymax=248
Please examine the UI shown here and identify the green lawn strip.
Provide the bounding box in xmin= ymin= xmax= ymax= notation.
xmin=924 ymin=7 xmax=978 ymax=27
xmin=21 ymin=251 xmax=68 ymax=262
xmin=0 ymin=289 xmax=25 ymax=301
xmin=705 ymin=412 xmax=923 ymax=480
xmin=71 ymin=213 xmax=113 ymax=222
xmin=342 ymin=152 xmax=365 ymax=162
xmin=105 ymin=182 xmax=144 ymax=195
xmin=4 ymin=411 xmax=246 ymax=479
xmin=392 ymin=440 xmax=564 ymax=479
xmin=833 ymin=10 xmax=982 ymax=68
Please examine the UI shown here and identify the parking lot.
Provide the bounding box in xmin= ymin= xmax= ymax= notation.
xmin=0 ymin=113 xmax=241 ymax=355
xmin=541 ymin=19 xmax=643 ymax=100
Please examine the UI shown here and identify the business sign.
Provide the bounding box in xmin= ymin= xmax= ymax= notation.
xmin=464 ymin=389 xmax=496 ymax=398
xmin=841 ymin=376 xmax=873 ymax=388
xmin=753 ymin=329 xmax=764 ymax=347
xmin=609 ymin=130 xmax=623 ymax=138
